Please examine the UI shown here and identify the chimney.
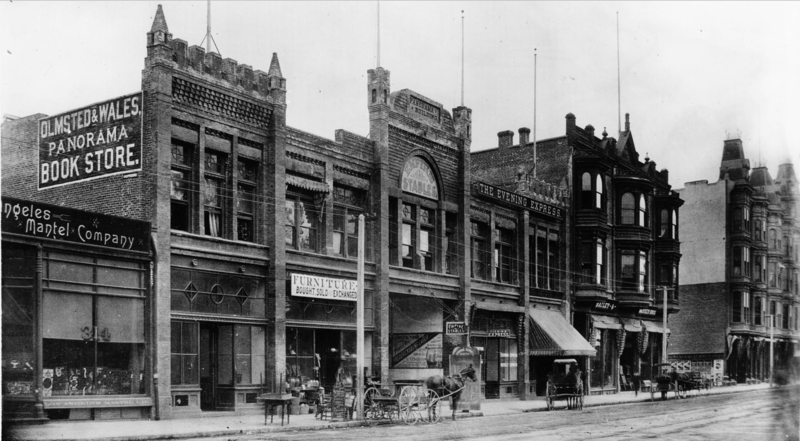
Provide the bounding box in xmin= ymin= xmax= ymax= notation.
xmin=625 ymin=113 xmax=630 ymax=132
xmin=585 ymin=124 xmax=595 ymax=138
xmin=565 ymin=113 xmax=576 ymax=134
xmin=498 ymin=130 xmax=514 ymax=148
xmin=518 ymin=127 xmax=530 ymax=146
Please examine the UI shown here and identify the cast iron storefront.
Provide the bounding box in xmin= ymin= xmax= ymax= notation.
xmin=1 ymin=197 xmax=152 ymax=421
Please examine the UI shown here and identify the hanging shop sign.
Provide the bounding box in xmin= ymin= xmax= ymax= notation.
xmin=638 ymin=308 xmax=657 ymax=317
xmin=446 ymin=322 xmax=468 ymax=335
xmin=38 ymin=92 xmax=143 ymax=189
xmin=594 ymin=302 xmax=616 ymax=311
xmin=487 ymin=329 xmax=512 ymax=338
xmin=1 ymin=196 xmax=150 ymax=252
xmin=401 ymin=156 xmax=439 ymax=200
xmin=290 ymin=273 xmax=358 ymax=302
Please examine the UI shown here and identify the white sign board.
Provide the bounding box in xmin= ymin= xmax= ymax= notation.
xmin=290 ymin=273 xmax=357 ymax=302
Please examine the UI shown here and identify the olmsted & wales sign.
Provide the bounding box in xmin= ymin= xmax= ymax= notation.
xmin=291 ymin=273 xmax=358 ymax=302
xmin=38 ymin=92 xmax=143 ymax=189
xmin=472 ymin=181 xmax=563 ymax=219
xmin=1 ymin=197 xmax=150 ymax=252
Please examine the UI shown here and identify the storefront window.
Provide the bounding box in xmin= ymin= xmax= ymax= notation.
xmin=42 ymin=252 xmax=146 ymax=396
xmin=171 ymin=321 xmax=198 ymax=385
xmin=2 ymin=246 xmax=36 ymax=398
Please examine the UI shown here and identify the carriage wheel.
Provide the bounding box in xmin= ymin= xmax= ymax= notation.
xmin=364 ymin=387 xmax=380 ymax=426
xmin=398 ymin=386 xmax=419 ymax=425
xmin=426 ymin=390 xmax=442 ymax=423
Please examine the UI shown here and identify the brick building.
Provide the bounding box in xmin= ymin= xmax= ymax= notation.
xmin=473 ymin=114 xmax=683 ymax=394
xmin=2 ymin=5 xmax=593 ymax=422
xmin=671 ymin=139 xmax=799 ymax=383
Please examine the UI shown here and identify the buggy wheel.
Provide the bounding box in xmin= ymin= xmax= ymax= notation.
xmin=398 ymin=386 xmax=419 ymax=425
xmin=426 ymin=390 xmax=442 ymax=423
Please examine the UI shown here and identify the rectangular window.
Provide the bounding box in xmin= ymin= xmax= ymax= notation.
xmin=754 ymin=297 xmax=763 ymax=326
xmin=769 ymin=262 xmax=777 ymax=287
xmin=171 ymin=321 xmax=199 ymax=385
xmin=419 ymin=208 xmax=435 ymax=271
xmin=783 ymin=304 xmax=790 ymax=329
xmin=548 ymin=230 xmax=560 ymax=291
xmin=596 ymin=240 xmax=605 ymax=285
xmin=743 ymin=207 xmax=750 ymax=232
xmin=236 ymin=159 xmax=257 ymax=242
xmin=471 ymin=221 xmax=489 ymax=280
xmin=639 ymin=251 xmax=648 ymax=294
xmin=743 ymin=292 xmax=751 ymax=324
xmin=389 ymin=200 xmax=399 ymax=266
xmin=494 ymin=228 xmax=513 ymax=284
xmin=620 ymin=251 xmax=636 ymax=291
xmin=332 ymin=186 xmax=368 ymax=260
xmin=499 ymin=339 xmax=519 ymax=382
xmin=171 ymin=141 xmax=193 ymax=231
xmin=733 ymin=208 xmax=742 ymax=232
xmin=536 ymin=229 xmax=547 ymax=288
xmin=285 ymin=194 xmax=319 ymax=252
xmin=445 ymin=213 xmax=458 ymax=275
xmin=401 ymin=204 xmax=415 ymax=268
xmin=2 ymin=246 xmax=36 ymax=399
xmin=733 ymin=246 xmax=743 ymax=277
xmin=754 ymin=255 xmax=763 ymax=282
xmin=204 ymin=151 xmax=226 ymax=238
xmin=732 ymin=292 xmax=742 ymax=323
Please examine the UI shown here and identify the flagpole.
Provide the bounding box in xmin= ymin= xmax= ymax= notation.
xmin=461 ymin=10 xmax=465 ymax=107
xmin=533 ymin=48 xmax=537 ymax=178
xmin=617 ymin=11 xmax=621 ymax=136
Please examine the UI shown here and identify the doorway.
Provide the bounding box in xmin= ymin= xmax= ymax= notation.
xmin=199 ymin=324 xmax=234 ymax=411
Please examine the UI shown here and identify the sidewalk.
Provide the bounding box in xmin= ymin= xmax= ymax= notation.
xmin=5 ymin=383 xmax=773 ymax=441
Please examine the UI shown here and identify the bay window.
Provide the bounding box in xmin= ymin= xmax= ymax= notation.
xmin=580 ymin=172 xmax=604 ymax=209
xmin=580 ymin=238 xmax=605 ymax=286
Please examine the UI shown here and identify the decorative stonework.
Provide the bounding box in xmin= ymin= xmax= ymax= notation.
xmin=389 ymin=125 xmax=456 ymax=155
xmin=172 ymin=77 xmax=272 ymax=129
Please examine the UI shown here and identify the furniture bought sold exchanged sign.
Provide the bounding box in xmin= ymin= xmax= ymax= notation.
xmin=290 ymin=274 xmax=358 ymax=302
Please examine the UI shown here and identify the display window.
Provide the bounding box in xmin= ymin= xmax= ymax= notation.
xmin=2 ymin=245 xmax=37 ymax=398
xmin=285 ymin=328 xmax=372 ymax=391
xmin=41 ymin=251 xmax=147 ymax=396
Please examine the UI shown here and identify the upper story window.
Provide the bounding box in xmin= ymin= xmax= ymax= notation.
xmin=620 ymin=192 xmax=649 ymax=227
xmin=171 ymin=141 xmax=194 ymax=231
xmin=579 ymin=238 xmax=606 ymax=286
xmin=580 ymin=172 xmax=604 ymax=210
xmin=620 ymin=250 xmax=648 ymax=294
xmin=638 ymin=194 xmax=647 ymax=226
xmin=754 ymin=296 xmax=763 ymax=325
xmin=769 ymin=229 xmax=778 ymax=250
xmin=783 ymin=235 xmax=790 ymax=256
xmin=285 ymin=192 xmax=320 ymax=252
xmin=782 ymin=304 xmax=790 ymax=329
xmin=733 ymin=208 xmax=742 ymax=232
xmin=494 ymin=228 xmax=514 ymax=284
xmin=754 ymin=219 xmax=762 ymax=241
xmin=471 ymin=221 xmax=489 ymax=280
xmin=236 ymin=159 xmax=257 ymax=242
xmin=733 ymin=246 xmax=751 ymax=277
xmin=754 ymin=254 xmax=765 ymax=282
xmin=732 ymin=291 xmax=751 ymax=324
xmin=531 ymin=225 xmax=561 ymax=291
xmin=399 ymin=203 xmax=437 ymax=271
xmin=658 ymin=208 xmax=678 ymax=239
xmin=769 ymin=262 xmax=777 ymax=287
xmin=658 ymin=262 xmax=677 ymax=288
xmin=332 ymin=186 xmax=368 ymax=260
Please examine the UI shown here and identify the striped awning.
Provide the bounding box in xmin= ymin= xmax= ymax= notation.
xmin=619 ymin=317 xmax=643 ymax=333
xmin=528 ymin=307 xmax=596 ymax=357
xmin=286 ymin=175 xmax=330 ymax=193
xmin=592 ymin=314 xmax=622 ymax=330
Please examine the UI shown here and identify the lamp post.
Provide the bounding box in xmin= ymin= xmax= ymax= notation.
xmin=662 ymin=286 xmax=668 ymax=368
xmin=356 ymin=214 xmax=365 ymax=420
xmin=766 ymin=314 xmax=774 ymax=387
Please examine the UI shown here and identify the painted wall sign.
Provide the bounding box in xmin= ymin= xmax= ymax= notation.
xmin=638 ymin=308 xmax=657 ymax=316
xmin=401 ymin=156 xmax=439 ymax=200
xmin=487 ymin=329 xmax=511 ymax=338
xmin=446 ymin=322 xmax=468 ymax=335
xmin=594 ymin=302 xmax=616 ymax=311
xmin=43 ymin=397 xmax=153 ymax=409
xmin=391 ymin=333 xmax=441 ymax=368
xmin=1 ymin=196 xmax=151 ymax=252
xmin=409 ymin=95 xmax=441 ymax=122
xmin=290 ymin=273 xmax=358 ymax=302
xmin=38 ymin=92 xmax=143 ymax=189
xmin=472 ymin=181 xmax=563 ymax=219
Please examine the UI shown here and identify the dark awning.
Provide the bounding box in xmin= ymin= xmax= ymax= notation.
xmin=286 ymin=175 xmax=330 ymax=193
xmin=619 ymin=317 xmax=643 ymax=333
xmin=592 ymin=314 xmax=622 ymax=330
xmin=528 ymin=308 xmax=596 ymax=357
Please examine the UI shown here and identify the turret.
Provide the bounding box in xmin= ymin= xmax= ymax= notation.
xmin=368 ymin=67 xmax=391 ymax=110
xmin=266 ymin=52 xmax=287 ymax=105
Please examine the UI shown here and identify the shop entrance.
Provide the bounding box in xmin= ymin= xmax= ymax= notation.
xmin=199 ymin=323 xmax=232 ymax=411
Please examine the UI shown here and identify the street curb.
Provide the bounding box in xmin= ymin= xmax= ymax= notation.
xmin=519 ymin=385 xmax=774 ymax=413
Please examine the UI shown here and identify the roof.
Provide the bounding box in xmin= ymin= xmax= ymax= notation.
xmin=471 ymin=136 xmax=571 ymax=188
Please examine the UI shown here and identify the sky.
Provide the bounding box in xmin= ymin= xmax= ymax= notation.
xmin=2 ymin=1 xmax=799 ymax=188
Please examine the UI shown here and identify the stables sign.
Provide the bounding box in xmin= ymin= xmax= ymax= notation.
xmin=1 ymin=197 xmax=150 ymax=252
xmin=38 ymin=93 xmax=143 ymax=189
xmin=401 ymin=156 xmax=439 ymax=200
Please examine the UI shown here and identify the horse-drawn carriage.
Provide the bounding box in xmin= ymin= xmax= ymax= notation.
xmin=545 ymin=359 xmax=584 ymax=411
xmin=649 ymin=363 xmax=711 ymax=400
xmin=362 ymin=364 xmax=477 ymax=425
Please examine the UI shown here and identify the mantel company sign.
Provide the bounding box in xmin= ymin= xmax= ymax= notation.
xmin=401 ymin=156 xmax=439 ymax=200
xmin=1 ymin=197 xmax=150 ymax=252
xmin=291 ymin=273 xmax=358 ymax=302
xmin=38 ymin=92 xmax=143 ymax=189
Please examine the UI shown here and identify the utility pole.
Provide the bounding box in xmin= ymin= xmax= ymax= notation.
xmin=768 ymin=314 xmax=774 ymax=387
xmin=662 ymin=286 xmax=668 ymax=368
xmin=356 ymin=214 xmax=365 ymax=419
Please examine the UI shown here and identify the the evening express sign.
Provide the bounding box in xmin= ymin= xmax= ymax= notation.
xmin=401 ymin=156 xmax=439 ymax=200
xmin=291 ymin=273 xmax=358 ymax=302
xmin=1 ymin=197 xmax=150 ymax=252
xmin=472 ymin=181 xmax=563 ymax=219
xmin=38 ymin=92 xmax=143 ymax=189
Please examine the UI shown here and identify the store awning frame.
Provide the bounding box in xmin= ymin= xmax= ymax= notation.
xmin=528 ymin=307 xmax=596 ymax=357
xmin=592 ymin=314 xmax=622 ymax=330
xmin=286 ymin=175 xmax=330 ymax=193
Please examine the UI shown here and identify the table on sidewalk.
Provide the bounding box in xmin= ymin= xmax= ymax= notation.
xmin=258 ymin=396 xmax=294 ymax=426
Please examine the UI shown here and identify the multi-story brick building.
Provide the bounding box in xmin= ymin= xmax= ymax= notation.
xmin=2 ymin=5 xmax=591 ymax=422
xmin=671 ymin=139 xmax=799 ymax=383
xmin=473 ymin=114 xmax=683 ymax=395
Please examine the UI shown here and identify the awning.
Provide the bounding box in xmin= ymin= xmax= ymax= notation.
xmin=592 ymin=314 xmax=622 ymax=330
xmin=286 ymin=175 xmax=330 ymax=193
xmin=619 ymin=317 xmax=643 ymax=333
xmin=641 ymin=320 xmax=670 ymax=334
xmin=528 ymin=308 xmax=596 ymax=357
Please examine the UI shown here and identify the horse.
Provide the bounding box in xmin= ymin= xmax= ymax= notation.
xmin=424 ymin=364 xmax=478 ymax=421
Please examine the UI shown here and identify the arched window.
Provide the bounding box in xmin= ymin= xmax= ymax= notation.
xmin=371 ymin=89 xmax=377 ymax=103
xmin=595 ymin=174 xmax=604 ymax=209
xmin=638 ymin=194 xmax=647 ymax=226
xmin=660 ymin=209 xmax=669 ymax=237
xmin=581 ymin=173 xmax=592 ymax=208
xmin=671 ymin=209 xmax=678 ymax=239
xmin=621 ymin=193 xmax=635 ymax=225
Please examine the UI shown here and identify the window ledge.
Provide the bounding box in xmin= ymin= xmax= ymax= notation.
xmin=171 ymin=229 xmax=268 ymax=249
